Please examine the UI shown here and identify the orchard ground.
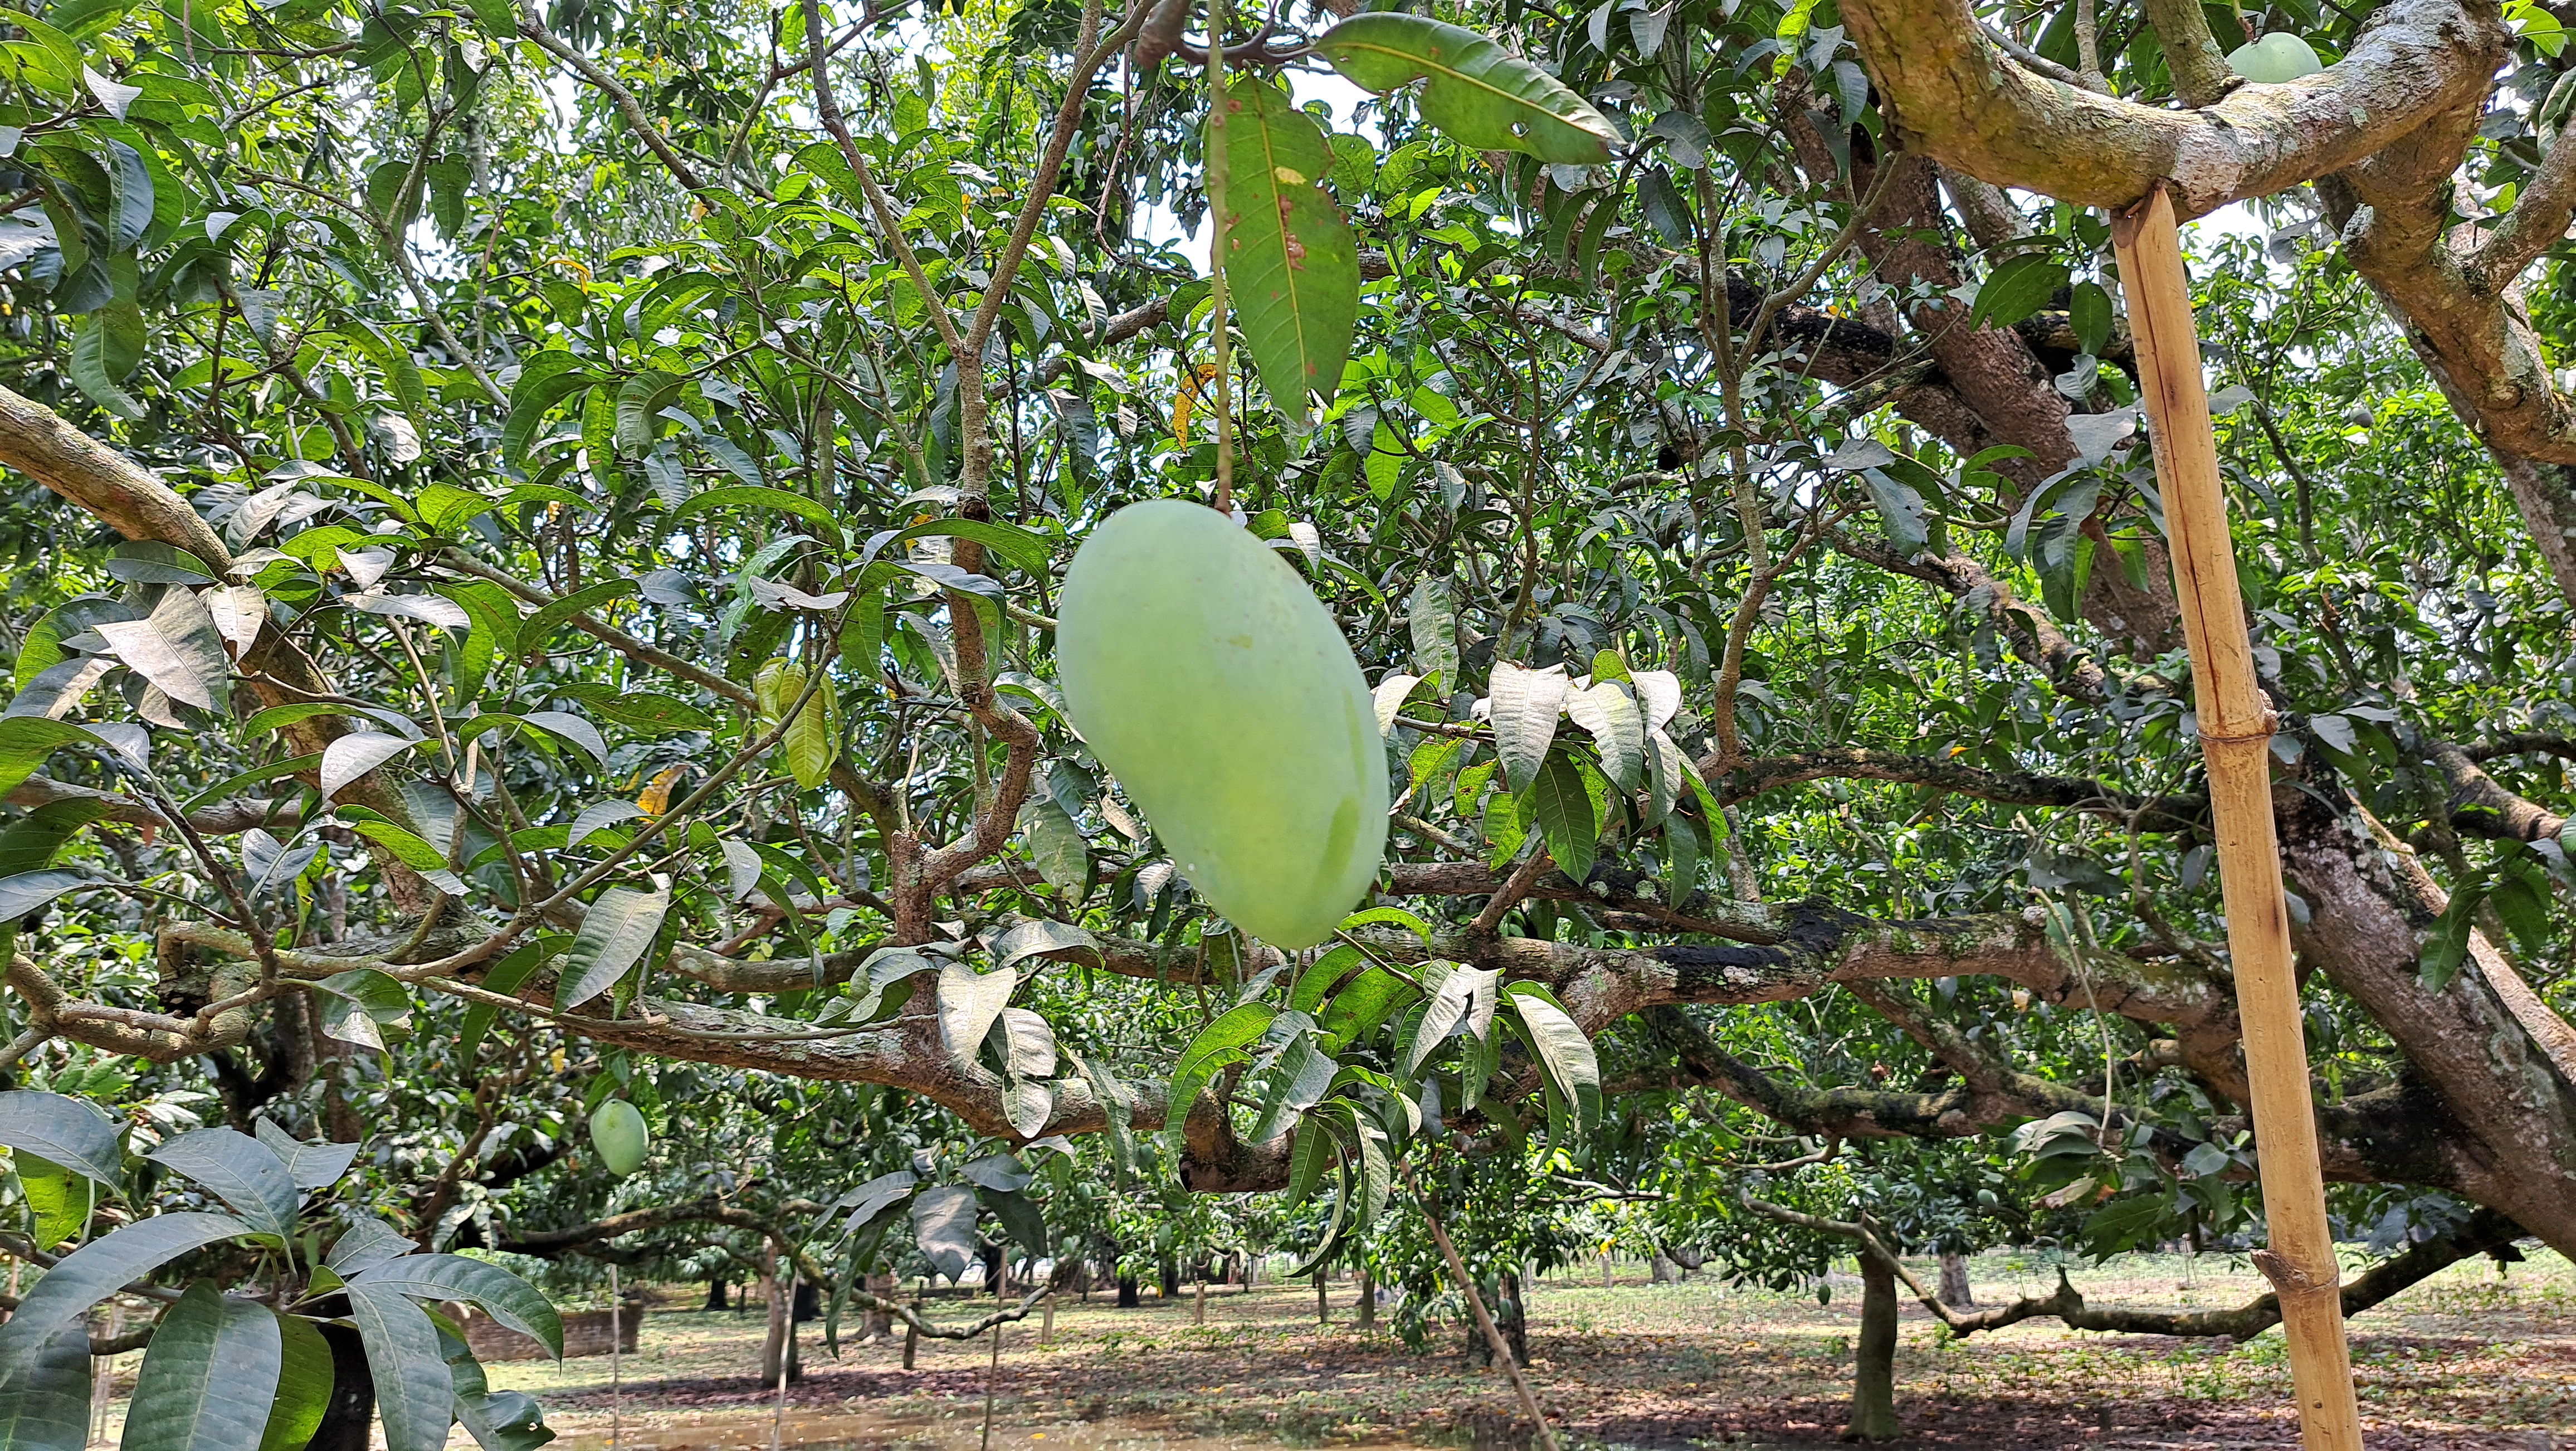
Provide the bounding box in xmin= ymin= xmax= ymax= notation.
xmin=445 ymin=1249 xmax=2575 ymax=1450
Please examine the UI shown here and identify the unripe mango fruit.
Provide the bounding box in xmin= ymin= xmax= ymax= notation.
xmin=2226 ymin=33 xmax=2323 ymax=83
xmin=1056 ymin=500 xmax=1387 ymax=948
xmin=589 ymin=1100 xmax=648 ymax=1177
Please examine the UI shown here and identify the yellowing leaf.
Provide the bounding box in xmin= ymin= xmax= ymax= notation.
xmin=636 ymin=765 xmax=686 ymax=816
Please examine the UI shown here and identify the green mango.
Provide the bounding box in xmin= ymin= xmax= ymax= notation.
xmin=589 ymin=1099 xmax=648 ymax=1177
xmin=1056 ymin=500 xmax=1388 ymax=948
xmin=2225 ymin=33 xmax=2324 ymax=84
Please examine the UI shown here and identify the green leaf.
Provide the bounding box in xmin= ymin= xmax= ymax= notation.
xmin=0 ymin=870 xmax=91 ymax=925
xmin=95 ymin=586 xmax=232 ymax=711
xmin=0 ymin=1213 xmax=246 ymax=1360
xmin=1563 ymin=678 xmax=1643 ymax=791
xmin=0 ymin=719 xmax=107 ymax=797
xmin=1016 ymin=797 xmax=1089 ymax=895
xmin=668 ymin=485 xmax=845 ymax=544
xmin=344 ymin=1282 xmax=454 ymax=1451
xmin=16 ymin=1149 xmax=92 ymax=1249
xmin=458 ymin=939 xmax=558 ymax=1057
xmin=1316 ymin=14 xmax=1625 ymax=164
xmin=325 ymin=1217 xmax=417 ymax=1276
xmin=1209 ymin=79 xmax=1358 ymax=426
xmin=555 ymin=886 xmax=670 ymax=1009
xmin=1501 ymin=982 xmax=1599 ymax=1143
xmin=120 ymin=1280 xmax=282 ymax=1451
xmin=349 ymin=1254 xmax=561 ymax=1357
xmin=311 ymin=968 xmax=412 ymax=1052
xmin=0 ymin=1089 xmax=124 ymax=1185
xmin=782 ymin=679 xmax=838 ymax=790
xmin=69 ymin=310 xmax=145 ymax=418
xmin=0 ymin=1321 xmax=92 ymax=1451
xmin=257 ymin=1312 xmax=334 ymax=1451
xmin=145 ymin=1128 xmax=300 ymax=1241
xmin=0 ymin=801 xmax=105 ymax=879
xmin=345 ymin=821 xmax=468 ymax=896
xmin=613 ymin=369 xmax=685 ymax=454
xmin=1526 ymin=753 xmax=1597 ymax=884
xmin=1165 ymin=1001 xmax=1277 ymax=1136
xmin=1486 ymin=661 xmax=1567 ymax=792
xmin=248 ymin=1121 xmax=358 ymax=1190
xmin=856 ymin=518 xmax=1053 ymax=577
xmin=499 ymin=352 xmax=598 ymax=464
xmin=973 ymin=1185 xmax=1048 ymax=1258
xmin=1969 ymin=253 xmax=2071 ymax=333
xmin=1284 ymin=1115 xmax=1335 ymax=1209
xmin=515 ymin=577 xmax=638 ymax=664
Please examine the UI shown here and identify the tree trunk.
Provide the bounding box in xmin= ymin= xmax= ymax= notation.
xmin=1846 ymin=1247 xmax=1902 ymax=1443
xmin=862 ymin=1271 xmax=895 ymax=1340
xmin=1356 ymin=1268 xmax=1375 ymax=1330
xmin=1314 ymin=1269 xmax=1329 ymax=1323
xmin=1938 ymin=1249 xmax=1975 ymax=1308
xmin=1650 ymin=1251 xmax=1680 ymax=1283
xmin=1116 ymin=1274 xmax=1140 ymax=1308
xmin=792 ymin=1280 xmax=821 ymax=1322
xmin=704 ymin=1277 xmax=729 ymax=1311
xmin=758 ymin=1250 xmax=799 ymax=1385
xmin=1157 ymin=1253 xmax=1178 ymax=1299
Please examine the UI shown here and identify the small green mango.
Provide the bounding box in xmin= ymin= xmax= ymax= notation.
xmin=1056 ymin=500 xmax=1388 ymax=949
xmin=2226 ymin=33 xmax=2324 ymax=84
xmin=589 ymin=1099 xmax=648 ymax=1177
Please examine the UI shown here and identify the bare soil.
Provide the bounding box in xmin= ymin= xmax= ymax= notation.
xmin=478 ymin=1248 xmax=2575 ymax=1450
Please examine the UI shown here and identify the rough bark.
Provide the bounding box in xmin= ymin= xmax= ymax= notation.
xmin=1847 ymin=1242 xmax=1904 ymax=1442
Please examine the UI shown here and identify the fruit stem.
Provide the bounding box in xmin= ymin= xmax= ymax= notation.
xmin=1204 ymin=0 xmax=1235 ymax=515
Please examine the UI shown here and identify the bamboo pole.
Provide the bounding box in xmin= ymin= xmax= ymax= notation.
xmin=2111 ymin=184 xmax=2360 ymax=1451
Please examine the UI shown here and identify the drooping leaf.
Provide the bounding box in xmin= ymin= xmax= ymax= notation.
xmin=249 ymin=1121 xmax=359 ymax=1191
xmin=120 ymin=1280 xmax=282 ymax=1451
xmin=936 ymin=957 xmax=1017 ymax=1067
xmin=256 ymin=1312 xmax=334 ymax=1451
xmin=1486 ymin=661 xmax=1568 ymax=793
xmin=1969 ymin=252 xmax=2071 ymax=333
xmin=1563 ymin=678 xmax=1644 ymax=790
xmin=1317 ymin=14 xmax=1626 ymax=164
xmin=317 ymin=733 xmax=417 ymax=800
xmin=343 ymin=1282 xmax=454 ymax=1451
xmin=1526 ymin=753 xmax=1598 ymax=884
xmin=555 ymin=887 xmax=670 ymax=1009
xmin=1164 ymin=1001 xmax=1277 ymax=1134
xmin=909 ymin=1185 xmax=979 ymax=1280
xmin=324 ymin=1216 xmax=417 ymax=1276
xmin=1209 ymin=79 xmax=1358 ymax=426
xmin=1502 ymin=982 xmax=1601 ymax=1143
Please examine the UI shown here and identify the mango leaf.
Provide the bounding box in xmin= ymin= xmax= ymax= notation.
xmin=312 ymin=968 xmax=411 ymax=1053
xmin=317 ymin=733 xmax=417 ymax=800
xmin=555 ymin=886 xmax=669 ymax=1009
xmin=669 ymin=485 xmax=845 ymax=543
xmin=1486 ymin=661 xmax=1568 ymax=792
xmin=989 ymin=918 xmax=1100 ymax=973
xmin=1526 ymin=753 xmax=1598 ymax=884
xmin=0 ymin=718 xmax=108 ymax=797
xmin=974 ymin=1185 xmax=1048 ymax=1257
xmin=16 ymin=1152 xmax=91 ymax=1249
xmin=349 ymin=1254 xmax=562 ymax=1357
xmin=344 ymin=1282 xmax=454 ymax=1451
xmin=256 ymin=1312 xmax=334 ymax=1451
xmin=0 ymin=1213 xmax=246 ymax=1358
xmin=1210 ymin=79 xmax=1357 ymax=425
xmin=499 ymin=352 xmax=598 ymax=464
xmin=1501 ymin=982 xmax=1599 ymax=1142
xmin=146 ymin=1128 xmax=300 ymax=1241
xmin=68 ymin=310 xmax=144 ymax=418
xmin=1970 ymin=253 xmax=2071 ymax=333
xmin=1563 ymin=678 xmax=1643 ymax=790
xmin=1165 ymin=1001 xmax=1277 ymax=1136
xmin=121 ymin=1280 xmax=282 ymax=1451
xmin=936 ymin=957 xmax=1016 ymax=1067
xmin=0 ymin=1321 xmax=91 ymax=1451
xmin=0 ymin=1089 xmax=125 ymax=1185
xmin=909 ymin=1185 xmax=978 ymax=1281
xmin=325 ymin=1216 xmax=417 ymax=1276
xmin=0 ymin=870 xmax=90 ymax=926
xmin=514 ymin=578 xmax=637 ymax=664
xmin=250 ymin=1119 xmax=359 ymax=1190
xmin=1317 ymin=14 xmax=1625 ymax=164
xmin=95 ymin=587 xmax=231 ymax=711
